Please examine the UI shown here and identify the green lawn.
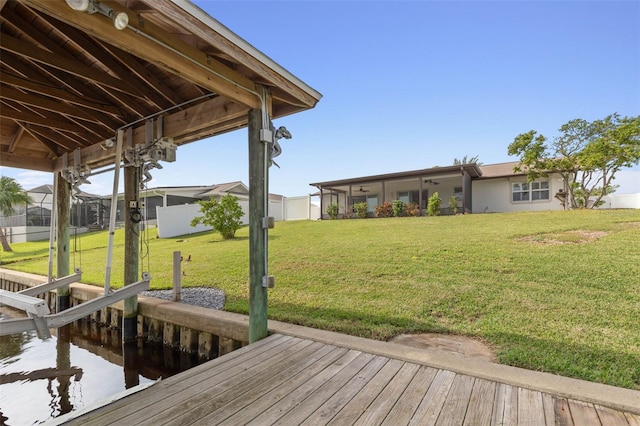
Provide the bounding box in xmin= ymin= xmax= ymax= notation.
xmin=2 ymin=209 xmax=639 ymax=389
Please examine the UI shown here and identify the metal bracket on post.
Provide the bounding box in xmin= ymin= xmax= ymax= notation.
xmin=262 ymin=275 xmax=275 ymax=289
xmin=261 ymin=217 xmax=275 ymax=229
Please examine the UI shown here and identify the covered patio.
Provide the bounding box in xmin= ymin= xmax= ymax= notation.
xmin=310 ymin=164 xmax=482 ymax=219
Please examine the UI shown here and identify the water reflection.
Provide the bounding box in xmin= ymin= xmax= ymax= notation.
xmin=0 ymin=317 xmax=206 ymax=424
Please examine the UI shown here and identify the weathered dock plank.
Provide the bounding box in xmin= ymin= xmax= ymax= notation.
xmin=217 ymin=344 xmax=350 ymax=425
xmin=517 ymin=387 xmax=546 ymax=425
xmin=244 ymin=349 xmax=364 ymax=425
xmin=349 ymin=361 xmax=420 ymax=426
xmin=57 ymin=333 xmax=639 ymax=426
xmin=464 ymin=378 xmax=497 ymax=425
xmin=435 ymin=374 xmax=475 ymax=426
xmin=491 ymin=382 xmax=518 ymax=426
xmin=379 ymin=366 xmax=439 ymax=426
xmin=409 ymin=369 xmax=456 ymax=425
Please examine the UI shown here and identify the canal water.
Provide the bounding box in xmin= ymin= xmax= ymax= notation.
xmin=0 ymin=313 xmax=205 ymax=425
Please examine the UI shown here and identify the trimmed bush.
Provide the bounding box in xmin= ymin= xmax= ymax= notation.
xmin=326 ymin=202 xmax=339 ymax=219
xmin=375 ymin=202 xmax=394 ymax=218
xmin=427 ymin=192 xmax=442 ymax=216
xmin=353 ymin=202 xmax=369 ymax=219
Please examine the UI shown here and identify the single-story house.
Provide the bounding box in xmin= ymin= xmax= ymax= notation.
xmin=309 ymin=161 xmax=566 ymax=219
xmin=113 ymin=181 xmax=250 ymax=224
xmin=0 ymin=185 xmax=105 ymax=243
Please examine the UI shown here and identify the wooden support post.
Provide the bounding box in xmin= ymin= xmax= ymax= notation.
xmin=248 ymin=108 xmax=268 ymax=343
xmin=56 ymin=173 xmax=71 ymax=312
xmin=123 ymin=164 xmax=140 ymax=343
xmin=173 ymin=251 xmax=181 ymax=302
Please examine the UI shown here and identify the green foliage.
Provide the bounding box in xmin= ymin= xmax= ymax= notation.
xmin=190 ymin=194 xmax=244 ymax=239
xmin=0 ymin=176 xmax=33 ymax=217
xmin=0 ymin=176 xmax=34 ymax=252
xmin=392 ymin=200 xmax=404 ymax=217
xmin=448 ymin=196 xmax=458 ymax=214
xmin=427 ymin=192 xmax=442 ymax=216
xmin=508 ymin=114 xmax=640 ymax=209
xmin=375 ymin=201 xmax=394 ymax=218
xmin=326 ymin=202 xmax=339 ymax=220
xmin=353 ymin=202 xmax=369 ymax=219
xmin=453 ymin=155 xmax=481 ymax=165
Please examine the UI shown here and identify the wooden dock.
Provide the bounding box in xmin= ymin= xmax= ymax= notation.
xmin=59 ymin=331 xmax=640 ymax=425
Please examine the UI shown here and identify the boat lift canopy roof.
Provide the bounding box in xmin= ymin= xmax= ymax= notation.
xmin=1 ymin=0 xmax=322 ymax=173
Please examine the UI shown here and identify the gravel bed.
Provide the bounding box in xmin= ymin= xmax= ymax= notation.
xmin=140 ymin=287 xmax=225 ymax=310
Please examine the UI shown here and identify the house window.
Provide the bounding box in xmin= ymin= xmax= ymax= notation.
xmin=512 ymin=181 xmax=549 ymax=202
xmin=454 ymin=186 xmax=463 ymax=200
xmin=398 ymin=191 xmax=410 ymax=204
xmin=398 ymin=190 xmax=428 ymax=207
xmin=352 ymin=194 xmax=378 ymax=212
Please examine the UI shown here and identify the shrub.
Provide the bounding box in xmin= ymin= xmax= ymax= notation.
xmin=326 ymin=202 xmax=339 ymax=219
xmin=190 ymin=194 xmax=244 ymax=239
xmin=353 ymin=202 xmax=369 ymax=219
xmin=392 ymin=200 xmax=404 ymax=217
xmin=404 ymin=202 xmax=420 ymax=217
xmin=375 ymin=202 xmax=394 ymax=218
xmin=427 ymin=192 xmax=442 ymax=216
xmin=448 ymin=196 xmax=459 ymax=215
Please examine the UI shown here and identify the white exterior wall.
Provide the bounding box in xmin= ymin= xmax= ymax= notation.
xmin=472 ymin=175 xmax=565 ymax=213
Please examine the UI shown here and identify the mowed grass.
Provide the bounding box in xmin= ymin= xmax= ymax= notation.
xmin=2 ymin=209 xmax=639 ymax=389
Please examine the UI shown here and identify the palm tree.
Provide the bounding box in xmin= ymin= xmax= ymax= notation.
xmin=453 ymin=155 xmax=481 ymax=165
xmin=0 ymin=176 xmax=33 ymax=252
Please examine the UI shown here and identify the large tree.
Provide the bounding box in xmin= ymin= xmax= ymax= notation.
xmin=508 ymin=114 xmax=640 ymax=209
xmin=0 ymin=176 xmax=34 ymax=252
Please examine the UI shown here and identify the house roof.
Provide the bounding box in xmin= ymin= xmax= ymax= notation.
xmin=309 ymin=164 xmax=483 ymax=189
xmin=27 ymin=183 xmax=101 ymax=198
xmin=476 ymin=161 xmax=524 ymax=179
xmin=0 ymin=0 xmax=321 ymax=173
xmin=197 ymin=181 xmax=248 ymax=198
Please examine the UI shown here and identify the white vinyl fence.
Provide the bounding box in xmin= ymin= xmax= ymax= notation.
xmin=156 ymin=196 xmax=320 ymax=238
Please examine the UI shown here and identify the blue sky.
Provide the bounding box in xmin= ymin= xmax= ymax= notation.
xmin=1 ymin=0 xmax=639 ymax=196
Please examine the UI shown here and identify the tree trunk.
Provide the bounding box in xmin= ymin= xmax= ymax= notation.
xmin=0 ymin=228 xmax=13 ymax=252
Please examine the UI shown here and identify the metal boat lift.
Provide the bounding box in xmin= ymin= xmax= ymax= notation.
xmin=0 ymin=270 xmax=150 ymax=339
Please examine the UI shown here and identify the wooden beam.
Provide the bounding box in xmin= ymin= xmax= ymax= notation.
xmin=0 ymin=34 xmax=141 ymax=96
xmin=50 ymin=96 xmax=248 ymax=171
xmin=1 ymin=84 xmax=108 ymax=125
xmin=123 ymin=163 xmax=140 ymax=343
xmin=1 ymin=73 xmax=121 ymax=115
xmin=23 ymin=124 xmax=88 ymax=150
xmin=0 ymin=151 xmax=55 ymax=171
xmin=55 ymin=21 xmax=172 ymax=110
xmin=7 ymin=125 xmax=24 ymax=153
xmin=248 ymin=107 xmax=267 ymax=343
xmin=24 ymin=0 xmax=261 ymax=109
xmin=0 ymin=106 xmax=86 ymax=133
xmin=150 ymin=0 xmax=320 ymax=109
xmin=56 ymin=175 xmax=71 ymax=311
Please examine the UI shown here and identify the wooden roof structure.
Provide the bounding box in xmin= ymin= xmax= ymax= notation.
xmin=0 ymin=0 xmax=321 ymax=173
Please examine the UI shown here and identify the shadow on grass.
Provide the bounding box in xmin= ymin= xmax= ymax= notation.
xmin=225 ymin=299 xmax=447 ymax=341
